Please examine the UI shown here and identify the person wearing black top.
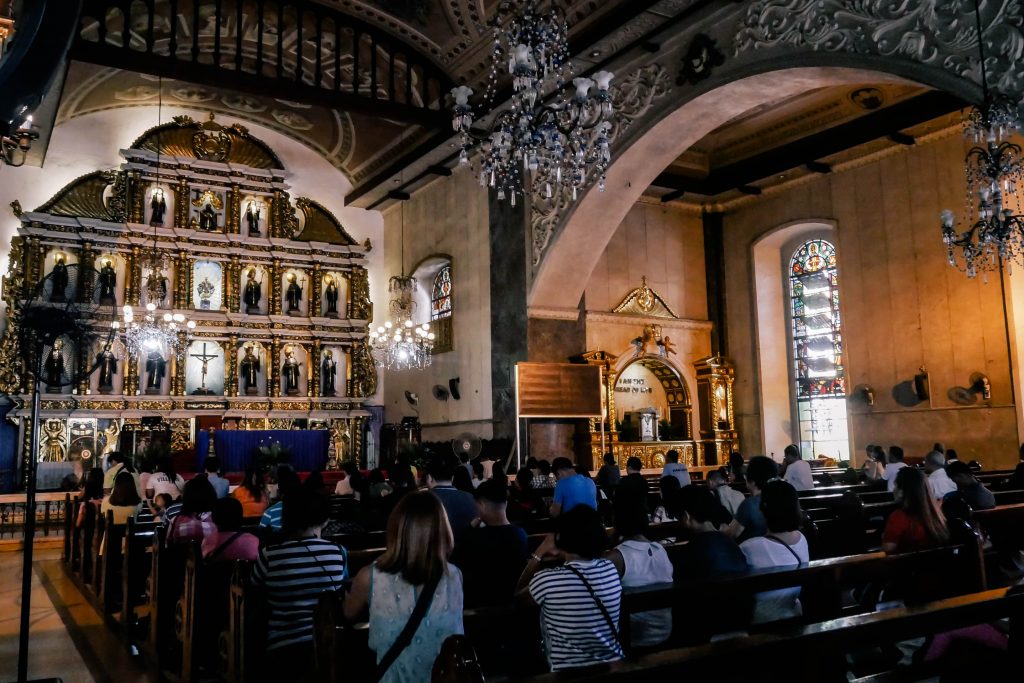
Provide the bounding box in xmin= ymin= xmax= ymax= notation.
xmin=946 ymin=460 xmax=996 ymax=511
xmin=596 ymin=452 xmax=621 ymax=499
xmin=615 ymin=456 xmax=648 ymax=508
xmin=451 ymin=479 xmax=528 ymax=607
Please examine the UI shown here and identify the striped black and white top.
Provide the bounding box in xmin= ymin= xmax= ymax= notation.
xmin=252 ymin=537 xmax=347 ymax=650
xmin=529 ymin=559 xmax=624 ymax=671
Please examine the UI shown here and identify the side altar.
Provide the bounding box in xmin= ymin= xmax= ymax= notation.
xmin=0 ymin=114 xmax=378 ymax=481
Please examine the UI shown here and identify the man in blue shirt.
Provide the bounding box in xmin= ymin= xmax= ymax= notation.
xmin=549 ymin=457 xmax=597 ymax=517
xmin=426 ymin=453 xmax=478 ymax=538
xmin=203 ymin=456 xmax=231 ymax=498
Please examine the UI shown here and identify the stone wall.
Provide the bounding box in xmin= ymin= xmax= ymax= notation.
xmin=723 ymin=132 xmax=1022 ymax=469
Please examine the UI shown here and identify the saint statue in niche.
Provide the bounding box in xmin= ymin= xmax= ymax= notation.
xmin=245 ymin=200 xmax=261 ymax=236
xmin=44 ymin=339 xmax=66 ymax=391
xmin=147 ymin=269 xmax=169 ymax=308
xmin=199 ymin=202 xmax=218 ymax=231
xmin=150 ymin=188 xmax=167 ymax=226
xmin=282 ymin=346 xmax=300 ymax=395
xmin=285 ymin=272 xmax=304 ymax=316
xmin=324 ymin=274 xmax=340 ymax=318
xmin=98 ymin=259 xmax=117 ymax=305
xmin=96 ymin=347 xmax=117 ymax=393
xmin=197 ymin=277 xmax=216 ymax=310
xmin=322 ymin=349 xmax=337 ymax=396
xmin=50 ymin=253 xmax=69 ymax=303
xmin=240 ymin=344 xmax=260 ymax=395
xmin=243 ymin=268 xmax=262 ymax=314
xmin=145 ymin=348 xmax=166 ymax=394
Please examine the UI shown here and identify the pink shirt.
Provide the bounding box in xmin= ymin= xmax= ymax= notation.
xmin=201 ymin=530 xmax=261 ymax=562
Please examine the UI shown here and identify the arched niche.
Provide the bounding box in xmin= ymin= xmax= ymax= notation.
xmin=140 ymin=340 xmax=171 ymax=395
xmin=319 ymin=344 xmax=346 ymax=397
xmin=94 ymin=253 xmax=125 ymax=307
xmin=89 ymin=338 xmax=126 ymax=396
xmin=185 ymin=340 xmax=225 ymax=396
xmin=240 ymin=195 xmax=270 ymax=237
xmin=144 ymin=181 xmax=175 ymax=227
xmin=320 ymin=270 xmax=347 ymax=318
xmin=613 ymin=353 xmax=693 ymax=442
xmin=237 ymin=341 xmax=268 ymax=396
xmin=280 ymin=342 xmax=308 ymax=396
xmin=42 ymin=248 xmax=78 ymax=304
xmin=142 ymin=257 xmax=174 ymax=310
xmin=240 ymin=264 xmax=269 ymax=315
xmin=192 ymin=260 xmax=223 ymax=310
xmin=281 ymin=267 xmax=309 ymax=317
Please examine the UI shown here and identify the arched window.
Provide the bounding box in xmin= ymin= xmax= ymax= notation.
xmin=789 ymin=239 xmax=849 ymax=460
xmin=430 ymin=264 xmax=452 ymax=320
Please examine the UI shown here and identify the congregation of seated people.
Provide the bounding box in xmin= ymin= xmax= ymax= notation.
xmin=61 ymin=440 xmax=1024 ymax=683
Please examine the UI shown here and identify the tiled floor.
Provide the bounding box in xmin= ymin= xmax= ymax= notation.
xmin=0 ymin=545 xmax=159 ymax=683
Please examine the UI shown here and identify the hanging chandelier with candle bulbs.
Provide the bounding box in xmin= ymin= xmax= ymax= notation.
xmin=368 ymin=274 xmax=434 ymax=371
xmin=941 ymin=0 xmax=1024 ymax=277
xmin=450 ymin=0 xmax=614 ymax=205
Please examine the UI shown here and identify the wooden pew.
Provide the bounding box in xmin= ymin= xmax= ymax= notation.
xmin=226 ymin=560 xmax=261 ymax=683
xmin=120 ymin=516 xmax=158 ymax=632
xmin=509 ymin=585 xmax=1024 ymax=682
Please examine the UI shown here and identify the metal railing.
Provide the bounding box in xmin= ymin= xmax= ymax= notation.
xmin=0 ymin=492 xmax=68 ymax=539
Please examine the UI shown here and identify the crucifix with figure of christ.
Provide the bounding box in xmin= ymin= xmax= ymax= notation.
xmin=190 ymin=342 xmax=219 ymax=395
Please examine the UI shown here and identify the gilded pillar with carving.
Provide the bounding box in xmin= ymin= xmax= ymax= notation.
xmin=129 ymin=170 xmax=145 ymax=224
xmin=270 ymin=190 xmax=283 ymax=238
xmin=693 ymin=354 xmax=738 ymax=467
xmin=310 ymin=263 xmax=323 ymax=317
xmin=269 ymin=337 xmax=282 ymax=397
xmin=77 ymin=241 xmax=96 ymax=303
xmin=124 ymin=351 xmax=139 ymax=397
xmin=1 ymin=236 xmax=24 ymax=306
xmin=224 ymin=336 xmax=238 ymax=397
xmin=227 ymin=183 xmax=242 ymax=233
xmin=125 ymin=246 xmax=142 ymax=305
xmin=347 ymin=266 xmax=372 ymax=321
xmin=170 ymin=331 xmax=188 ymax=396
xmin=227 ymin=255 xmax=240 ymax=312
xmin=173 ymin=250 xmax=190 ymax=309
xmin=311 ymin=338 xmax=322 ymax=399
xmin=269 ymin=259 xmax=282 ymax=315
xmin=353 ymin=416 xmax=366 ymax=469
xmin=173 ymin=179 xmax=190 ymax=228
xmin=27 ymin=237 xmax=43 ymax=296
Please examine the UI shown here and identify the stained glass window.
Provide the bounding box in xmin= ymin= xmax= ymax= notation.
xmin=431 ymin=265 xmax=452 ymax=320
xmin=789 ymin=239 xmax=850 ymax=461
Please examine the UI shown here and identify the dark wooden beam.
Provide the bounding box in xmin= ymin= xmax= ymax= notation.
xmin=426 ymin=165 xmax=453 ymax=177
xmin=660 ymin=189 xmax=685 ymax=203
xmin=387 ymin=190 xmax=411 ymax=201
xmin=737 ymin=185 xmax=762 ymax=196
xmin=805 ymin=161 xmax=832 ymax=174
xmin=642 ymin=42 xmax=661 ymax=53
xmin=888 ymin=132 xmax=916 ymax=146
xmin=650 ymin=91 xmax=964 ymax=197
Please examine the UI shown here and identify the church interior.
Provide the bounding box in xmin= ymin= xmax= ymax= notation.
xmin=3 ymin=1 xmax=1024 ymax=682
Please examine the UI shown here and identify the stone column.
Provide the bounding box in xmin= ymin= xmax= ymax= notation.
xmin=269 ymin=259 xmax=282 ymax=315
xmin=225 ymin=335 xmax=239 ymax=397
xmin=310 ymin=263 xmax=323 ymax=318
xmin=311 ymin=338 xmax=322 ymax=399
xmin=125 ymin=246 xmax=141 ymax=305
xmin=269 ymin=337 xmax=282 ymax=397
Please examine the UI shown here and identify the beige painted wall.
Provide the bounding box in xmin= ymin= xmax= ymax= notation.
xmin=380 ymin=170 xmax=494 ymax=441
xmin=724 ymin=133 xmax=1021 ymax=469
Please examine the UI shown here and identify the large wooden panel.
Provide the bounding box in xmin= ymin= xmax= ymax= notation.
xmin=517 ymin=362 xmax=602 ymax=418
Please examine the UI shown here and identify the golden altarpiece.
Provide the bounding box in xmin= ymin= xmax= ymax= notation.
xmin=0 ymin=115 xmax=377 ymax=474
xmin=579 ymin=278 xmax=737 ymax=470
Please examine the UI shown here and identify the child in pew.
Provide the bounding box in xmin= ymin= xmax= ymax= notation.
xmin=203 ymin=497 xmax=260 ymax=562
xmin=739 ymin=480 xmax=810 ymax=624
xmin=101 ymin=470 xmax=143 ymax=525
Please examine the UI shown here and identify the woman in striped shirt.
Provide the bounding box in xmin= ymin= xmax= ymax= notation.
xmin=252 ymin=489 xmax=346 ymax=682
xmin=516 ymin=505 xmax=624 ymax=671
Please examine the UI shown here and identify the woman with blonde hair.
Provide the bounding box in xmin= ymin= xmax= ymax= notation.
xmin=344 ymin=490 xmax=464 ymax=682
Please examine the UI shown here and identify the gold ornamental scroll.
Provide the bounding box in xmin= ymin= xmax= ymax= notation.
xmin=515 ymin=362 xmax=602 ymax=418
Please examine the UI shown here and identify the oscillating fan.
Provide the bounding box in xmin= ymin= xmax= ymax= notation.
xmin=451 ymin=432 xmax=482 ymax=461
xmin=10 ymin=262 xmax=115 ymax=683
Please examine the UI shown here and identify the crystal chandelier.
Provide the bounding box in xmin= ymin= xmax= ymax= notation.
xmin=117 ymin=303 xmax=195 ymax=355
xmin=450 ymin=1 xmax=614 ymax=205
xmin=941 ymin=0 xmax=1024 ymax=277
xmin=367 ymin=185 xmax=435 ymax=371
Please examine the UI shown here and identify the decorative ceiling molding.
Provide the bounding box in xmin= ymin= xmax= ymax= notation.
xmin=584 ymin=310 xmax=713 ymax=332
xmin=613 ymin=276 xmax=679 ymax=319
xmin=735 ymin=0 xmax=1024 ymax=96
